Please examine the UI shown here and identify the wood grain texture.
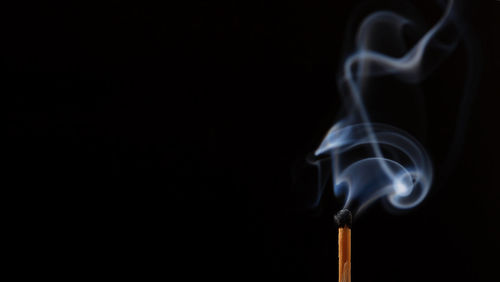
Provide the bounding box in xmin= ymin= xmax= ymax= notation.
xmin=338 ymin=227 xmax=351 ymax=282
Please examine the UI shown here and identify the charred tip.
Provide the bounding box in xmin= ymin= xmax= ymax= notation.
xmin=334 ymin=209 xmax=352 ymax=228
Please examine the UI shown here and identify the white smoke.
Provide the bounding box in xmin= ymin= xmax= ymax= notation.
xmin=314 ymin=0 xmax=458 ymax=214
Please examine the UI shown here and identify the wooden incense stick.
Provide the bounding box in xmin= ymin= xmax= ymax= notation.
xmin=335 ymin=209 xmax=352 ymax=282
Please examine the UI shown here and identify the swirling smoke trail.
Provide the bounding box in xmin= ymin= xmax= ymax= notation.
xmin=313 ymin=0 xmax=460 ymax=214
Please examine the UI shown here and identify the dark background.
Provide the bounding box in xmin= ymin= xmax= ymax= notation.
xmin=5 ymin=0 xmax=499 ymax=280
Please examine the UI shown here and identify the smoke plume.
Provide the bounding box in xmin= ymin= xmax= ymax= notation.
xmin=312 ymin=0 xmax=462 ymax=215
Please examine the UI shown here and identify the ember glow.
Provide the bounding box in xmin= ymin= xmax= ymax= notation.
xmin=313 ymin=0 xmax=459 ymax=214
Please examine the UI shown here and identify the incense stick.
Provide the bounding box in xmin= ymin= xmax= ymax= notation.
xmin=335 ymin=209 xmax=352 ymax=282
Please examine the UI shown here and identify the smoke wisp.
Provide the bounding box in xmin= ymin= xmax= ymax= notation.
xmin=312 ymin=0 xmax=460 ymax=215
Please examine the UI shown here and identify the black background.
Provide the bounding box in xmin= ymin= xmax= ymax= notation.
xmin=5 ymin=0 xmax=499 ymax=281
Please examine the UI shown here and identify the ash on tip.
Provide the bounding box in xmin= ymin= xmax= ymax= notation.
xmin=334 ymin=209 xmax=352 ymax=228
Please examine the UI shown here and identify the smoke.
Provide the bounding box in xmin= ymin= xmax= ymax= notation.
xmin=312 ymin=0 xmax=462 ymax=215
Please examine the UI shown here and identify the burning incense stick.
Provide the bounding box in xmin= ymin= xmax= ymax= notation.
xmin=335 ymin=209 xmax=352 ymax=282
